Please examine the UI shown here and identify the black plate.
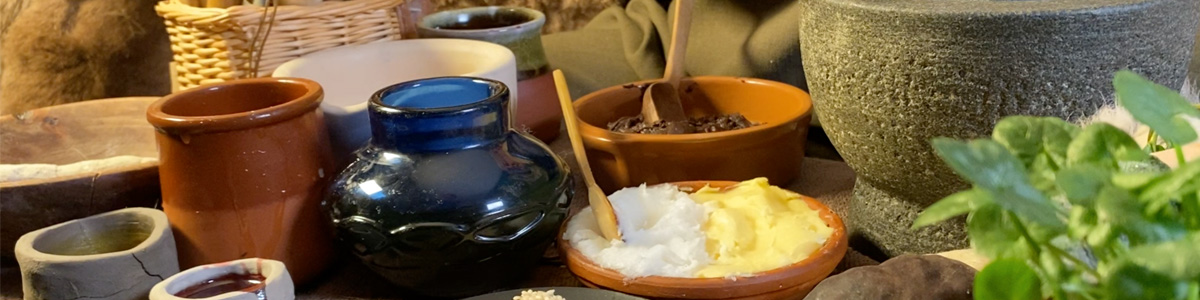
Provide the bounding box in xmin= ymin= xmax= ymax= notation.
xmin=463 ymin=287 xmax=646 ymax=300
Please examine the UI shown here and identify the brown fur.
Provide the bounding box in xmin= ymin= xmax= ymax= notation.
xmin=0 ymin=0 xmax=171 ymax=114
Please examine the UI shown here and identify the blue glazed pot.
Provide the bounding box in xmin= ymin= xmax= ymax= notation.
xmin=323 ymin=77 xmax=572 ymax=297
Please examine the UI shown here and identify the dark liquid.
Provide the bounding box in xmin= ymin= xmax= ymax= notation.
xmin=174 ymin=273 xmax=266 ymax=298
xmin=434 ymin=13 xmax=532 ymax=30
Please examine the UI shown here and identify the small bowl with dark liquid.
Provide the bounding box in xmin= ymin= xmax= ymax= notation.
xmin=14 ymin=207 xmax=179 ymax=300
xmin=150 ymin=258 xmax=293 ymax=300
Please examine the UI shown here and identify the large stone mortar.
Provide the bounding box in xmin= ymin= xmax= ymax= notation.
xmin=1191 ymin=24 xmax=1200 ymax=88
xmin=798 ymin=0 xmax=1199 ymax=256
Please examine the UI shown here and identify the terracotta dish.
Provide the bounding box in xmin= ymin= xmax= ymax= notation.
xmin=0 ymin=97 xmax=161 ymax=258
xmin=574 ymin=77 xmax=813 ymax=193
xmin=559 ymin=181 xmax=848 ymax=300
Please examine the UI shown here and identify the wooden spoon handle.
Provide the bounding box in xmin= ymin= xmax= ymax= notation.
xmin=554 ymin=70 xmax=622 ymax=241
xmin=555 ymin=74 xmax=597 ymax=186
xmin=664 ymin=0 xmax=694 ymax=86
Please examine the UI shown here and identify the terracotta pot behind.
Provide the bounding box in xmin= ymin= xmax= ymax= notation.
xmin=146 ymin=78 xmax=335 ymax=285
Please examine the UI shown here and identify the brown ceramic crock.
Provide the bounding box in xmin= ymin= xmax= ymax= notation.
xmin=145 ymin=77 xmax=334 ymax=285
xmin=574 ymin=77 xmax=813 ymax=193
xmin=559 ymin=181 xmax=848 ymax=300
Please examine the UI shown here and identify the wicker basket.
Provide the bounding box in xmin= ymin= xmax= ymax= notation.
xmin=156 ymin=0 xmax=409 ymax=90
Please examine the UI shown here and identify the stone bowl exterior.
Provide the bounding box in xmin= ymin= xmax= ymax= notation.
xmin=798 ymin=0 xmax=1200 ymax=255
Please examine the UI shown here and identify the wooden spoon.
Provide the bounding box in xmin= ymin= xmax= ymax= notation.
xmin=553 ymin=70 xmax=622 ymax=241
xmin=641 ymin=0 xmax=695 ymax=134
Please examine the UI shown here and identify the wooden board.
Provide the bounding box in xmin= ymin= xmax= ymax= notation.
xmin=0 ymin=97 xmax=162 ymax=258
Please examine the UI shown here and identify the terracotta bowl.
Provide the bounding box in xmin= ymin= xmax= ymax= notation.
xmin=559 ymin=181 xmax=849 ymax=300
xmin=0 ymin=97 xmax=161 ymax=258
xmin=574 ymin=77 xmax=813 ymax=193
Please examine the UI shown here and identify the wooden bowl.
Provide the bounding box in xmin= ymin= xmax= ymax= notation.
xmin=0 ymin=97 xmax=162 ymax=258
xmin=559 ymin=181 xmax=848 ymax=300
xmin=574 ymin=77 xmax=813 ymax=193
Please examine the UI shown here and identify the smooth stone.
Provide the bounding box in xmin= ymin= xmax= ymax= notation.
xmin=804 ymin=255 xmax=976 ymax=300
xmin=149 ymin=258 xmax=293 ymax=300
xmin=15 ymin=207 xmax=179 ymax=300
xmin=798 ymin=0 xmax=1199 ymax=255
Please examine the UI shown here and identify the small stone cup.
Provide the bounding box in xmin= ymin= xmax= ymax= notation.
xmin=15 ymin=207 xmax=179 ymax=300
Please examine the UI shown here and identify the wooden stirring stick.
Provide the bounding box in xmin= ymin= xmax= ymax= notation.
xmin=641 ymin=0 xmax=695 ymax=134
xmin=553 ymin=70 xmax=622 ymax=241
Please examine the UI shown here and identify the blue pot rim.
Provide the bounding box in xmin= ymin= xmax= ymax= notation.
xmin=368 ymin=76 xmax=509 ymax=115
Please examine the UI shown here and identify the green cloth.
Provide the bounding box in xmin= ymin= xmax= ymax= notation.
xmin=542 ymin=0 xmax=805 ymax=99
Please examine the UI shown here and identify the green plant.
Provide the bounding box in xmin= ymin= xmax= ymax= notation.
xmin=913 ymin=70 xmax=1200 ymax=300
xmin=1144 ymin=102 xmax=1200 ymax=153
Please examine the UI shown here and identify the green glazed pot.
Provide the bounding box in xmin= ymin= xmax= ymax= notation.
xmin=418 ymin=7 xmax=561 ymax=142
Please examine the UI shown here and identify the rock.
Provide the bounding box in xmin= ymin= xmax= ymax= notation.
xmin=804 ymin=255 xmax=976 ymax=300
xmin=798 ymin=0 xmax=1200 ymax=255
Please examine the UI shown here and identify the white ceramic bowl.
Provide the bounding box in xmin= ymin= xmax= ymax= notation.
xmin=273 ymin=39 xmax=518 ymax=166
xmin=150 ymin=258 xmax=293 ymax=300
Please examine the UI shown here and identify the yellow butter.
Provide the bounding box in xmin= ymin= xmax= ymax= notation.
xmin=689 ymin=178 xmax=833 ymax=278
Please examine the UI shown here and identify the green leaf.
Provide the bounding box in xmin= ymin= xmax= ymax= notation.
xmin=1086 ymin=222 xmax=1116 ymax=250
xmin=913 ymin=188 xmax=987 ymax=229
xmin=1104 ymin=262 xmax=1193 ymax=300
xmin=1119 ymin=158 xmax=1172 ymax=174
xmin=993 ymin=116 xmax=1080 ymax=169
xmin=1184 ymin=193 xmax=1200 ymax=229
xmin=1112 ymin=173 xmax=1159 ymax=190
xmin=991 ymin=117 xmax=1081 ymax=196
xmin=1141 ymin=159 xmax=1200 ymax=205
xmin=1067 ymin=123 xmax=1150 ymax=168
xmin=1124 ymin=234 xmax=1200 ymax=281
xmin=969 ymin=205 xmax=1031 ymax=259
xmin=1038 ymin=249 xmax=1067 ymax=284
xmin=1056 ymin=164 xmax=1109 ymax=206
xmin=932 ymin=138 xmax=1066 ymax=230
xmin=975 ymin=258 xmax=1043 ymax=300
xmin=1114 ymin=70 xmax=1200 ymax=145
xmin=1096 ymin=187 xmax=1187 ymax=245
xmin=1068 ymin=206 xmax=1097 ymax=240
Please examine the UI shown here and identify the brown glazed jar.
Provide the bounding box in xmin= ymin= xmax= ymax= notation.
xmin=146 ymin=78 xmax=334 ymax=285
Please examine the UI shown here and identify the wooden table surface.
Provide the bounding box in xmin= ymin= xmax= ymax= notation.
xmin=0 ymin=132 xmax=873 ymax=299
